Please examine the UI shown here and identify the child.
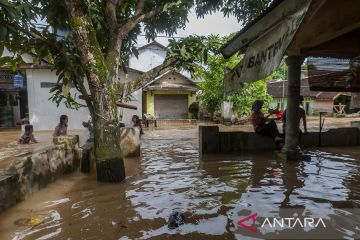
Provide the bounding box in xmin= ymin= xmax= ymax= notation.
xmin=53 ymin=115 xmax=68 ymax=137
xmin=131 ymin=115 xmax=144 ymax=136
xmin=18 ymin=124 xmax=38 ymax=144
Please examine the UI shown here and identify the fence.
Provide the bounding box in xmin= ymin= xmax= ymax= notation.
xmin=144 ymin=119 xmax=197 ymax=128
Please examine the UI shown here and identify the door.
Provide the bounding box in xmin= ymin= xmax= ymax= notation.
xmin=305 ymin=102 xmax=310 ymax=115
xmin=154 ymin=94 xmax=188 ymax=119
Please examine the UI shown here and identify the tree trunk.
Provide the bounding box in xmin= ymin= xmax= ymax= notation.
xmin=350 ymin=93 xmax=360 ymax=113
xmin=64 ymin=0 xmax=125 ymax=182
xmin=94 ymin=119 xmax=125 ymax=182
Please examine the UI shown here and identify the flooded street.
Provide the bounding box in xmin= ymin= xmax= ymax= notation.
xmin=0 ymin=128 xmax=360 ymax=239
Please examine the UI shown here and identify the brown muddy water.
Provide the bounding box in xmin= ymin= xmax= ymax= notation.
xmin=0 ymin=128 xmax=360 ymax=239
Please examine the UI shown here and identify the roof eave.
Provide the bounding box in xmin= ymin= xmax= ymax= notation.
xmin=220 ymin=0 xmax=307 ymax=58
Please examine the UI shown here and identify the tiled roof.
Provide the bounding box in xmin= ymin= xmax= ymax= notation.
xmin=267 ymin=78 xmax=343 ymax=100
xmin=308 ymin=70 xmax=360 ymax=92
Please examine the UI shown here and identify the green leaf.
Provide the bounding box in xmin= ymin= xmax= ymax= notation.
xmin=203 ymin=49 xmax=208 ymax=63
xmin=180 ymin=45 xmax=186 ymax=57
xmin=23 ymin=3 xmax=31 ymax=17
xmin=62 ymin=82 xmax=72 ymax=96
xmin=0 ymin=27 xmax=7 ymax=41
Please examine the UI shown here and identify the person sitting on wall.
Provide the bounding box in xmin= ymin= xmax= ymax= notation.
xmin=18 ymin=124 xmax=38 ymax=144
xmin=251 ymin=100 xmax=283 ymax=143
xmin=282 ymin=96 xmax=308 ymax=135
xmin=53 ymin=115 xmax=68 ymax=137
xmin=132 ymin=115 xmax=144 ymax=136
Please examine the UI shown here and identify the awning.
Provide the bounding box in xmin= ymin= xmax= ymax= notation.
xmin=222 ymin=0 xmax=311 ymax=95
xmin=221 ymin=0 xmax=360 ymax=94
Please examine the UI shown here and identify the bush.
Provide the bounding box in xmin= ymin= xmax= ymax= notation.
xmin=189 ymin=102 xmax=199 ymax=119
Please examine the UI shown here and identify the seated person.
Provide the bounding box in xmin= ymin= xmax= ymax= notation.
xmin=18 ymin=124 xmax=38 ymax=144
xmin=53 ymin=115 xmax=68 ymax=137
xmin=132 ymin=115 xmax=144 ymax=136
xmin=282 ymin=96 xmax=308 ymax=135
xmin=251 ymin=100 xmax=283 ymax=143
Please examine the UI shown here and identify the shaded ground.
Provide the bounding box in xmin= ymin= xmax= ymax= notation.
xmin=0 ymin=128 xmax=359 ymax=239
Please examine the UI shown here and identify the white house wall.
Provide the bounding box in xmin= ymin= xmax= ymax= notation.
xmin=26 ymin=69 xmax=90 ymax=131
xmin=9 ymin=42 xmax=173 ymax=130
xmin=129 ymin=45 xmax=166 ymax=72
xmin=121 ymin=89 xmax=143 ymax=126
xmin=118 ymin=70 xmax=143 ymax=126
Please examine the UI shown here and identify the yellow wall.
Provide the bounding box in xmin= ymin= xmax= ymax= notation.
xmin=146 ymin=91 xmax=155 ymax=116
xmin=144 ymin=90 xmax=196 ymax=118
xmin=187 ymin=93 xmax=196 ymax=118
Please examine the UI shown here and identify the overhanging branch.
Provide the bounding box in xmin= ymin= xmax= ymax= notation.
xmin=126 ymin=58 xmax=179 ymax=94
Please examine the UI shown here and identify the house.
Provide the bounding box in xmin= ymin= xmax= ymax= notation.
xmin=267 ymin=78 xmax=351 ymax=115
xmin=0 ymin=69 xmax=26 ymax=128
xmin=0 ymin=49 xmax=90 ymax=130
xmin=120 ymin=41 xmax=198 ymax=125
xmin=0 ymin=41 xmax=197 ymax=130
xmin=142 ymin=70 xmax=197 ymax=119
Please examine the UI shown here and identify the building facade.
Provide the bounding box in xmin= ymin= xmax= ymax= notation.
xmin=267 ymin=78 xmax=351 ymax=115
xmin=1 ymin=41 xmax=197 ymax=130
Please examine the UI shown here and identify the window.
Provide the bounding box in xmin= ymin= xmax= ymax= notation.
xmin=40 ymin=82 xmax=58 ymax=88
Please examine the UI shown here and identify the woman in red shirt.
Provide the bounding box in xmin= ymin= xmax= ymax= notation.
xmin=251 ymin=100 xmax=282 ymax=143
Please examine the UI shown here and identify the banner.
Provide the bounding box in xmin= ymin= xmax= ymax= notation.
xmin=224 ymin=1 xmax=311 ymax=95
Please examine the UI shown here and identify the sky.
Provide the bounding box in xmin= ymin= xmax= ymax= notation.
xmin=137 ymin=10 xmax=241 ymax=46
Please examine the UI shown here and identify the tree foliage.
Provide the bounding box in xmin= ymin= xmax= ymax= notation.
xmin=194 ymin=35 xmax=272 ymax=117
xmin=0 ymin=0 xmax=271 ymax=118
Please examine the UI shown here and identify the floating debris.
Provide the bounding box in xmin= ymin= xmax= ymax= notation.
xmin=168 ymin=211 xmax=184 ymax=229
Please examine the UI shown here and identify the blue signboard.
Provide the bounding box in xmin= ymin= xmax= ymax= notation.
xmin=13 ymin=72 xmax=24 ymax=88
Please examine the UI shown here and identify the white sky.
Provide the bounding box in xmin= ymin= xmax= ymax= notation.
xmin=137 ymin=10 xmax=241 ymax=46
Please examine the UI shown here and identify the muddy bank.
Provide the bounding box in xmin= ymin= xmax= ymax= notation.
xmin=0 ymin=128 xmax=359 ymax=239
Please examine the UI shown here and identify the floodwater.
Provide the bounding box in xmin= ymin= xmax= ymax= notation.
xmin=0 ymin=128 xmax=360 ymax=239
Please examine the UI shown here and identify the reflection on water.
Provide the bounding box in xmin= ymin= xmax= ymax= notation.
xmin=0 ymin=129 xmax=360 ymax=239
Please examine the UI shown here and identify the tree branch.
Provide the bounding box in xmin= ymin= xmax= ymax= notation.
xmin=5 ymin=21 xmax=57 ymax=49
xmin=105 ymin=0 xmax=125 ymax=35
xmin=105 ymin=1 xmax=167 ymax=84
xmin=120 ymin=3 xmax=165 ymax=37
xmin=134 ymin=0 xmax=146 ymax=15
xmin=125 ymin=58 xmax=178 ymax=94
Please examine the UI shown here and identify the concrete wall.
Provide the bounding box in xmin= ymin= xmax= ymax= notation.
xmin=0 ymin=135 xmax=81 ymax=212
xmin=221 ymin=101 xmax=234 ymax=119
xmin=146 ymin=91 xmax=155 ymax=116
xmin=313 ymin=99 xmax=334 ymax=113
xmin=26 ymin=69 xmax=91 ymax=131
xmin=121 ymin=89 xmax=143 ymax=126
xmin=129 ymin=45 xmax=166 ymax=72
xmin=199 ymin=126 xmax=360 ymax=157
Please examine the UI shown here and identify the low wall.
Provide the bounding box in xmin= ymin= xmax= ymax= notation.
xmin=199 ymin=126 xmax=360 ymax=156
xmin=0 ymin=135 xmax=81 ymax=212
xmin=144 ymin=119 xmax=197 ymax=128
